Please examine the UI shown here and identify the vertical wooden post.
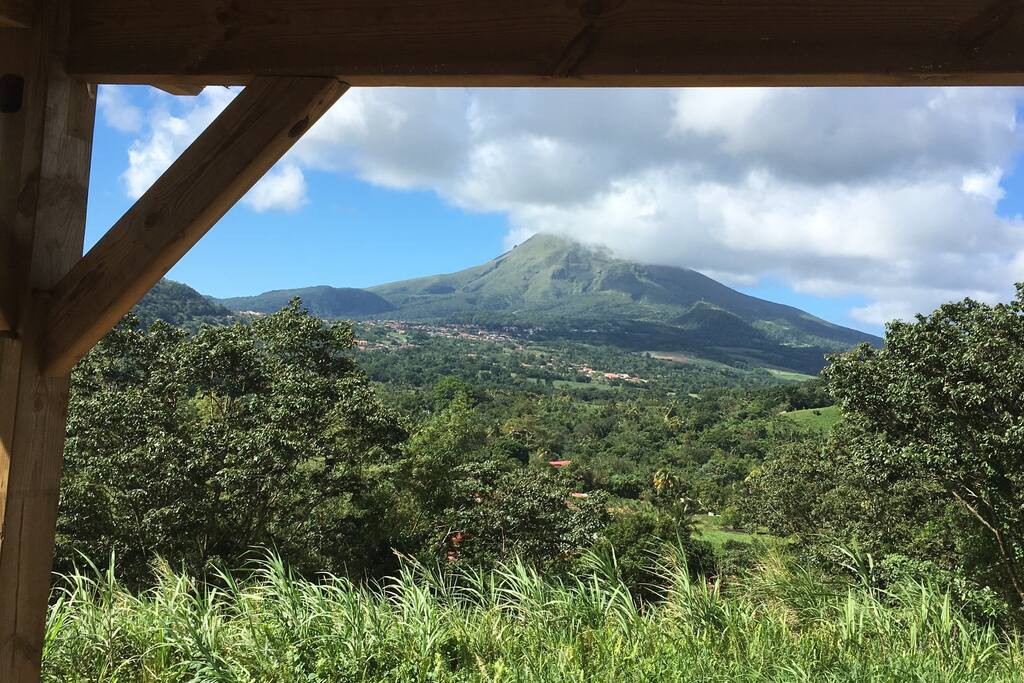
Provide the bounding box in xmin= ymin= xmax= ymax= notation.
xmin=0 ymin=0 xmax=95 ymax=679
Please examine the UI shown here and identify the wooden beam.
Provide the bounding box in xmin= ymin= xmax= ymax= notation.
xmin=150 ymin=81 xmax=204 ymax=96
xmin=0 ymin=0 xmax=95 ymax=678
xmin=65 ymin=0 xmax=1024 ymax=87
xmin=0 ymin=27 xmax=28 ymax=334
xmin=0 ymin=225 xmax=14 ymax=334
xmin=40 ymin=76 xmax=346 ymax=377
xmin=0 ymin=279 xmax=12 ymax=333
xmin=0 ymin=0 xmax=30 ymax=28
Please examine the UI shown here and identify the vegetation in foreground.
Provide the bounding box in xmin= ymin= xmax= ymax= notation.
xmin=46 ymin=283 xmax=1024 ymax=679
xmin=44 ymin=550 xmax=1024 ymax=682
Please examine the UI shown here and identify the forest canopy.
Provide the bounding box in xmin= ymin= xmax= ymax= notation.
xmin=57 ymin=288 xmax=1024 ymax=628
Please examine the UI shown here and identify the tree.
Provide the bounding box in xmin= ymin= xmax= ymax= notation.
xmin=824 ymin=285 xmax=1024 ymax=607
xmin=60 ymin=302 xmax=408 ymax=583
xmin=740 ymin=428 xmax=965 ymax=568
xmin=445 ymin=468 xmax=609 ymax=571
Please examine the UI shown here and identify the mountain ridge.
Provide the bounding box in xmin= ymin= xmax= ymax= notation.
xmin=134 ymin=279 xmax=236 ymax=329
xmin=206 ymin=234 xmax=878 ymax=374
xmin=368 ymin=235 xmax=874 ymax=348
xmin=219 ymin=286 xmax=395 ymax=318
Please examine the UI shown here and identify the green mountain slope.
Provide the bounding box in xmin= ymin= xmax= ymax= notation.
xmin=367 ymin=235 xmax=877 ymax=368
xmin=135 ymin=280 xmax=235 ymax=328
xmin=218 ymin=286 xmax=395 ymax=318
xmin=371 ymin=235 xmax=870 ymax=343
xmin=214 ymin=234 xmax=879 ymax=373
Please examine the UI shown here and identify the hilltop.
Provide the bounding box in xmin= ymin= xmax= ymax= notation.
xmin=133 ymin=279 xmax=235 ymax=329
xmin=371 ymin=234 xmax=875 ymax=345
xmin=219 ymin=286 xmax=395 ymax=318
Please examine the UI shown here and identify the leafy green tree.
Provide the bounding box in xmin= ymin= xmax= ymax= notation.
xmin=383 ymin=392 xmax=493 ymax=553
xmin=446 ymin=468 xmax=609 ymax=571
xmin=741 ymin=429 xmax=960 ymax=563
xmin=740 ymin=426 xmax=1008 ymax=621
xmin=430 ymin=376 xmax=478 ymax=409
xmin=489 ymin=436 xmax=531 ymax=466
xmin=60 ymin=302 xmax=407 ymax=583
xmin=824 ymin=285 xmax=1024 ymax=607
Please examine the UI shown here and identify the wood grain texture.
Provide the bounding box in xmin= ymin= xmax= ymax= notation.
xmin=40 ymin=76 xmax=347 ymax=377
xmin=0 ymin=339 xmax=23 ymax=588
xmin=0 ymin=0 xmax=30 ymax=28
xmin=65 ymin=0 xmax=1024 ymax=86
xmin=151 ymin=81 xmax=205 ymax=96
xmin=0 ymin=0 xmax=96 ymax=679
xmin=0 ymin=227 xmax=14 ymax=332
xmin=0 ymin=27 xmax=32 ymax=334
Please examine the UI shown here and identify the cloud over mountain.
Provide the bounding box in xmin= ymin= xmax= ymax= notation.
xmin=103 ymin=85 xmax=1024 ymax=325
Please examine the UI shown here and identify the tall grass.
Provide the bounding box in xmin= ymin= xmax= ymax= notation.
xmin=44 ymin=549 xmax=1023 ymax=682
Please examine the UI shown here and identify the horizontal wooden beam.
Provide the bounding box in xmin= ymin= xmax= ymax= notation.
xmin=0 ymin=0 xmax=30 ymax=28
xmin=39 ymin=76 xmax=347 ymax=376
xmin=65 ymin=0 xmax=1024 ymax=87
xmin=151 ymin=81 xmax=205 ymax=97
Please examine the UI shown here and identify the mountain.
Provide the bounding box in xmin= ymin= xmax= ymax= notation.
xmin=213 ymin=234 xmax=880 ymax=373
xmin=134 ymin=279 xmax=235 ymax=328
xmin=373 ymin=235 xmax=873 ymax=341
xmin=218 ymin=286 xmax=395 ymax=317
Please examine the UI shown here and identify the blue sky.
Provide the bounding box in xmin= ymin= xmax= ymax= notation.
xmin=86 ymin=128 xmax=510 ymax=290
xmin=86 ymin=86 xmax=1024 ymax=336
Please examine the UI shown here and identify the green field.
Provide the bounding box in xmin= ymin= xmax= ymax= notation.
xmin=647 ymin=351 xmax=735 ymax=371
xmin=693 ymin=515 xmax=780 ymax=550
xmin=782 ymin=404 xmax=842 ymax=432
xmin=765 ymin=367 xmax=819 ymax=382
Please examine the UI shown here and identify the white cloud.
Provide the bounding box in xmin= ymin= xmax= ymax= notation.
xmin=120 ymin=87 xmax=311 ymax=212
xmin=243 ymin=164 xmax=307 ymax=212
xmin=117 ymin=85 xmax=1024 ymax=325
xmin=295 ymin=86 xmax=1024 ymax=324
xmin=97 ymin=85 xmax=144 ymax=133
xmin=122 ymin=87 xmax=239 ymax=199
xmin=962 ymin=168 xmax=1005 ymax=203
xmin=294 ymin=88 xmax=473 ymax=188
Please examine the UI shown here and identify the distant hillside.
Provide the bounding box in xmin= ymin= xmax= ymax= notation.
xmin=366 ymin=234 xmax=878 ymax=372
xmin=209 ymin=234 xmax=880 ymax=374
xmin=369 ymin=235 xmax=873 ymax=346
xmin=217 ymin=286 xmax=395 ymax=318
xmin=134 ymin=280 xmax=235 ymax=328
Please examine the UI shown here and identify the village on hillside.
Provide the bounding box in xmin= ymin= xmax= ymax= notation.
xmin=353 ymin=320 xmax=650 ymax=386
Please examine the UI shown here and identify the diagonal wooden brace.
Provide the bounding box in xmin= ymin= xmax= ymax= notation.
xmin=39 ymin=77 xmax=347 ymax=376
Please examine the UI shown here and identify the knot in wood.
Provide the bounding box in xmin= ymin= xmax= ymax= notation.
xmin=288 ymin=116 xmax=310 ymax=139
